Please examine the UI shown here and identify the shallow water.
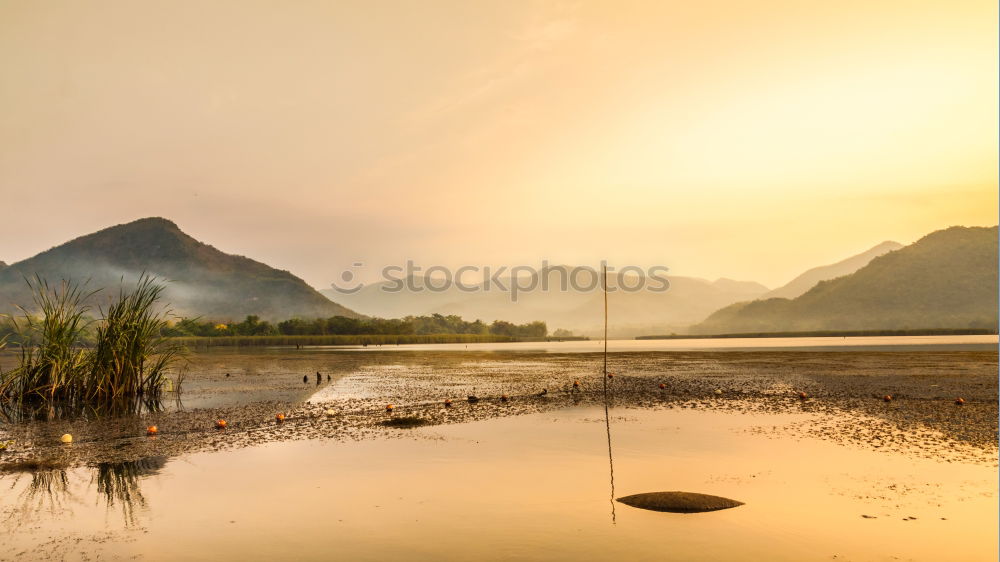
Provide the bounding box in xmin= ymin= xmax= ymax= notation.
xmin=317 ymin=334 xmax=999 ymax=353
xmin=2 ymin=406 xmax=995 ymax=561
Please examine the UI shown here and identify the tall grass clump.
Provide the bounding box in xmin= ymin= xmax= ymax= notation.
xmin=0 ymin=277 xmax=94 ymax=401
xmin=88 ymin=277 xmax=184 ymax=400
xmin=0 ymin=275 xmax=183 ymax=406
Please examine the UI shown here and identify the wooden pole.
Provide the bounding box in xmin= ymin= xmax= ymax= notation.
xmin=603 ymin=263 xmax=608 ymax=378
xmin=602 ymin=263 xmax=615 ymax=523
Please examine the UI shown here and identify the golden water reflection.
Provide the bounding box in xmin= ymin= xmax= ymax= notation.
xmin=0 ymin=407 xmax=995 ymax=561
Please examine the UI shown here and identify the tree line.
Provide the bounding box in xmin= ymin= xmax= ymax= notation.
xmin=160 ymin=313 xmax=547 ymax=338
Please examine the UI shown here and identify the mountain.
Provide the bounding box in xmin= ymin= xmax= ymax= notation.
xmin=764 ymin=241 xmax=903 ymax=299
xmin=0 ymin=217 xmax=360 ymax=321
xmin=322 ymin=268 xmax=769 ymax=337
xmin=713 ymin=278 xmax=770 ymax=297
xmin=695 ymin=226 xmax=998 ymax=333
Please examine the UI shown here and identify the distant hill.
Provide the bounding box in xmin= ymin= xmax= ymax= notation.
xmin=764 ymin=241 xmax=903 ymax=299
xmin=0 ymin=218 xmax=360 ymax=321
xmin=713 ymin=278 xmax=770 ymax=297
xmin=322 ymin=268 xmax=769 ymax=337
xmin=695 ymin=226 xmax=998 ymax=333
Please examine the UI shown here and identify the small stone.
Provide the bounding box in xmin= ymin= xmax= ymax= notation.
xmin=617 ymin=491 xmax=743 ymax=513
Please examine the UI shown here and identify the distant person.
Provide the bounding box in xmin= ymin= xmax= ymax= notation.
xmin=316 ymin=372 xmax=321 ymax=384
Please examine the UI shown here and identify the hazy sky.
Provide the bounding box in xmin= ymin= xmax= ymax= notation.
xmin=1 ymin=0 xmax=996 ymax=289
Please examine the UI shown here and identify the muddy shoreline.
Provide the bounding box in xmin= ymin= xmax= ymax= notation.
xmin=1 ymin=349 xmax=996 ymax=470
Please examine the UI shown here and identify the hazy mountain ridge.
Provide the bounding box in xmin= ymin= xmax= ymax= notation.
xmin=0 ymin=218 xmax=360 ymax=321
xmin=7 ymin=219 xmax=988 ymax=334
xmin=713 ymin=278 xmax=770 ymax=296
xmin=322 ymin=269 xmax=770 ymax=336
xmin=695 ymin=226 xmax=998 ymax=333
xmin=764 ymin=240 xmax=903 ymax=299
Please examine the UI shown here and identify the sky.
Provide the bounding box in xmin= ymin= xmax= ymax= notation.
xmin=0 ymin=0 xmax=996 ymax=290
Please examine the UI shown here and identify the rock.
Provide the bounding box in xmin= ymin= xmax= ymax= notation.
xmin=380 ymin=416 xmax=428 ymax=428
xmin=616 ymin=491 xmax=743 ymax=513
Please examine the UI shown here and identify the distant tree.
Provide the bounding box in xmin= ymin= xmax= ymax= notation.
xmin=169 ymin=313 xmax=547 ymax=338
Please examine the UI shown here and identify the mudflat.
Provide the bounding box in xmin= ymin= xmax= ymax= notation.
xmin=1 ymin=347 xmax=995 ymax=468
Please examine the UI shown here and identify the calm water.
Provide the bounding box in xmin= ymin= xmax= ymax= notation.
xmin=2 ymin=407 xmax=995 ymax=561
xmin=321 ymin=334 xmax=999 ymax=353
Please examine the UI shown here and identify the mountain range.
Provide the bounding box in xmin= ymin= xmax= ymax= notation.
xmin=319 ymin=239 xmax=915 ymax=336
xmin=695 ymin=226 xmax=998 ymax=333
xmin=0 ymin=218 xmax=359 ymax=321
xmin=762 ymin=241 xmax=903 ymax=299
xmin=0 ymin=219 xmax=994 ymax=334
xmin=321 ymin=271 xmax=770 ymax=337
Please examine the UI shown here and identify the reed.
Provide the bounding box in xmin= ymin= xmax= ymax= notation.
xmin=0 ymin=277 xmax=93 ymax=401
xmin=0 ymin=275 xmax=183 ymax=405
xmin=88 ymin=276 xmax=184 ymax=400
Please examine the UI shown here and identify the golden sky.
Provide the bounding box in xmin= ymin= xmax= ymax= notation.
xmin=0 ymin=0 xmax=996 ymax=288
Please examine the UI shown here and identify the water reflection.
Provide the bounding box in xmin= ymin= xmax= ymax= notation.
xmin=93 ymin=457 xmax=167 ymax=526
xmin=603 ymin=387 xmax=616 ymax=524
xmin=3 ymin=457 xmax=167 ymax=529
xmin=0 ymin=394 xmax=176 ymax=423
xmin=5 ymin=467 xmax=75 ymax=526
xmin=0 ymin=408 xmax=995 ymax=561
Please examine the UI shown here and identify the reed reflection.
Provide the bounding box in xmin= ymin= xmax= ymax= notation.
xmin=93 ymin=456 xmax=167 ymax=526
xmin=0 ymin=393 xmax=180 ymax=423
xmin=1 ymin=456 xmax=169 ymax=530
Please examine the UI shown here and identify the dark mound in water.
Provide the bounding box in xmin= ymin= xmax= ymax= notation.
xmin=381 ymin=416 xmax=431 ymax=429
xmin=617 ymin=491 xmax=744 ymax=513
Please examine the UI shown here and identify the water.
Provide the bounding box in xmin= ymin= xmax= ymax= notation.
xmin=0 ymin=343 xmax=996 ymax=560
xmin=1 ymin=407 xmax=994 ymax=561
xmin=317 ymin=334 xmax=999 ymax=353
